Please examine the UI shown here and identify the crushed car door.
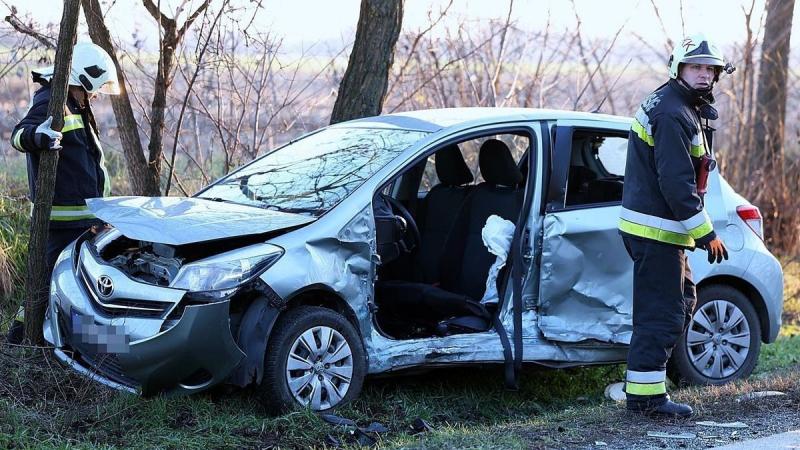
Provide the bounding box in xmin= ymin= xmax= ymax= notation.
xmin=537 ymin=120 xmax=634 ymax=344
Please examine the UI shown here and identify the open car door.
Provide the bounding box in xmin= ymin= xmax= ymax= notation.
xmin=536 ymin=119 xmax=634 ymax=344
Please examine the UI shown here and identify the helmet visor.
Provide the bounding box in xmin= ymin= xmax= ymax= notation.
xmin=98 ymin=79 xmax=121 ymax=95
xmin=681 ymin=55 xmax=724 ymax=67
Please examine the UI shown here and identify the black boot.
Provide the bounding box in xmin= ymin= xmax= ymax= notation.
xmin=628 ymin=396 xmax=693 ymax=418
xmin=6 ymin=320 xmax=23 ymax=345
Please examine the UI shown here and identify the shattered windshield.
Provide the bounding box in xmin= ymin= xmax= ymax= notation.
xmin=197 ymin=127 xmax=428 ymax=217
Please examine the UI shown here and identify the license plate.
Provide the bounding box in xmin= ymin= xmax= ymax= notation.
xmin=70 ymin=310 xmax=131 ymax=354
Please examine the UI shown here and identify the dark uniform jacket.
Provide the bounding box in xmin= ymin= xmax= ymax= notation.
xmin=10 ymin=84 xmax=109 ymax=229
xmin=619 ymin=79 xmax=716 ymax=249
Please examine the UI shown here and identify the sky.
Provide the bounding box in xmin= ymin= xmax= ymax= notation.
xmin=2 ymin=0 xmax=795 ymax=58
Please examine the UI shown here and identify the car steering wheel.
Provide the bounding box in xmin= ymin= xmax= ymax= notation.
xmin=382 ymin=195 xmax=421 ymax=254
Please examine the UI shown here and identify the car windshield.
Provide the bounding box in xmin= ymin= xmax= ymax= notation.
xmin=198 ymin=127 xmax=428 ymax=217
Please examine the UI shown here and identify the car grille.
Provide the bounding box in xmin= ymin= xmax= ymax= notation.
xmin=57 ymin=308 xmax=140 ymax=389
xmin=78 ymin=265 xmax=173 ymax=318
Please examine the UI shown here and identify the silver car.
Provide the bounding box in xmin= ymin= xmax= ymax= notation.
xmin=44 ymin=108 xmax=783 ymax=412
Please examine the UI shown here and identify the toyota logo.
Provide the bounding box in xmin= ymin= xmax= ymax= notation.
xmin=96 ymin=275 xmax=114 ymax=298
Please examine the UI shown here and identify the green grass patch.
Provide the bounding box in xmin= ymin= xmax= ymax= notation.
xmin=0 ymin=186 xmax=29 ymax=321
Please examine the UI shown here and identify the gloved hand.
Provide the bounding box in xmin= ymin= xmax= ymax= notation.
xmin=34 ymin=116 xmax=63 ymax=150
xmin=702 ymin=237 xmax=729 ymax=264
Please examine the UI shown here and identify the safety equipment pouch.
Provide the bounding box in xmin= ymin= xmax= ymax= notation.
xmin=696 ymin=154 xmax=716 ymax=198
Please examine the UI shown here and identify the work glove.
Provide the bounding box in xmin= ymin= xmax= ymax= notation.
xmin=34 ymin=116 xmax=63 ymax=150
xmin=702 ymin=237 xmax=729 ymax=264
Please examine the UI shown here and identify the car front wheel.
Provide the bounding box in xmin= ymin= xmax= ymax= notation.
xmin=260 ymin=305 xmax=366 ymax=414
xmin=668 ymin=285 xmax=761 ymax=386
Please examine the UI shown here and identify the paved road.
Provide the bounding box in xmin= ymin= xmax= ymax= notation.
xmin=712 ymin=430 xmax=800 ymax=449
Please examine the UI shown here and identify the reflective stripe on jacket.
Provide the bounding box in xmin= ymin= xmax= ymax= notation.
xmin=619 ymin=79 xmax=716 ymax=249
xmin=11 ymin=84 xmax=110 ymax=228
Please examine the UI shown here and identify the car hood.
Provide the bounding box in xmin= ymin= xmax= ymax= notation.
xmin=86 ymin=196 xmax=315 ymax=245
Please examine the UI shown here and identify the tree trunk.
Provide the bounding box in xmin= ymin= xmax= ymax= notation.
xmin=141 ymin=0 xmax=209 ymax=195
xmin=24 ymin=0 xmax=81 ymax=345
xmin=81 ymin=0 xmax=159 ymax=196
xmin=752 ymin=0 xmax=795 ymax=250
xmin=330 ymin=0 xmax=403 ymax=124
xmin=145 ymin=37 xmax=176 ymax=195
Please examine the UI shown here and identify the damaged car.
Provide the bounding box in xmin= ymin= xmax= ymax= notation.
xmin=44 ymin=108 xmax=784 ymax=412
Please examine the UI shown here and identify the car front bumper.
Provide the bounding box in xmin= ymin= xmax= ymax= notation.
xmin=44 ymin=240 xmax=246 ymax=396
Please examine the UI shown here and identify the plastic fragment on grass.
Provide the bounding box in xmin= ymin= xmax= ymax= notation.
xmin=410 ymin=418 xmax=434 ymax=434
xmin=647 ymin=431 xmax=696 ymax=439
xmin=696 ymin=421 xmax=749 ymax=429
xmin=594 ymin=441 xmax=608 ymax=446
xmin=604 ymin=382 xmax=626 ymax=402
xmin=320 ymin=413 xmax=357 ymax=428
xmin=736 ymin=391 xmax=786 ymax=402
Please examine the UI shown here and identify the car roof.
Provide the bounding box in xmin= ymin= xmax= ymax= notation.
xmin=333 ymin=107 xmax=632 ymax=133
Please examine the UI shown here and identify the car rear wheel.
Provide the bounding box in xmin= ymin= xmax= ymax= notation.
xmin=260 ymin=305 xmax=366 ymax=414
xmin=668 ymin=285 xmax=761 ymax=386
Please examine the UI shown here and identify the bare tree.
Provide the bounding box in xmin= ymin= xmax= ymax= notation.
xmin=142 ymin=0 xmax=210 ymax=194
xmin=24 ymin=0 xmax=80 ymax=345
xmin=329 ymin=0 xmax=403 ymax=124
xmin=753 ymin=0 xmax=795 ymax=250
xmin=82 ymin=0 xmax=158 ymax=196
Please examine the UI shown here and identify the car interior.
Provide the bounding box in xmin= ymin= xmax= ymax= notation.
xmin=564 ymin=130 xmax=626 ymax=207
xmin=372 ymin=133 xmax=530 ymax=339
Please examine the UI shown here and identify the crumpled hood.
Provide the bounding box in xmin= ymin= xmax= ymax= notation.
xmin=86 ymin=196 xmax=315 ymax=245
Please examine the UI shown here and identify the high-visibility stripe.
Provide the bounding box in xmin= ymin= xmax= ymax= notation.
xmin=687 ymin=220 xmax=714 ymax=239
xmin=631 ymin=120 xmax=654 ymax=146
xmin=62 ymin=114 xmax=84 ymax=133
xmin=681 ymin=210 xmax=714 ymax=239
xmin=690 ymin=132 xmax=706 ymax=157
xmin=625 ymin=381 xmax=667 ymax=396
xmin=37 ymin=205 xmax=96 ymax=221
xmin=85 ymin=126 xmax=111 ymax=197
xmin=12 ymin=129 xmax=24 ymax=150
xmin=620 ymin=207 xmax=686 ymax=234
xmin=626 ymin=370 xmax=666 ymax=383
xmin=681 ymin=210 xmax=710 ymax=230
xmin=619 ymin=219 xmax=694 ymax=247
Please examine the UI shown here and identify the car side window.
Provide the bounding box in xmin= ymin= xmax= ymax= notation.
xmin=565 ymin=130 xmax=627 ymax=206
xmin=418 ymin=133 xmax=529 ymax=193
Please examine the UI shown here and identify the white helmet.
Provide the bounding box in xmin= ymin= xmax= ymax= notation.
xmin=32 ymin=42 xmax=120 ymax=95
xmin=668 ymin=33 xmax=728 ymax=80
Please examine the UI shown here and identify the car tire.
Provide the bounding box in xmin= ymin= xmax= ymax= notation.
xmin=668 ymin=284 xmax=761 ymax=386
xmin=260 ymin=305 xmax=366 ymax=414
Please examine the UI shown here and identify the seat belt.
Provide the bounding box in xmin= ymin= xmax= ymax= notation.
xmin=494 ymin=236 xmax=519 ymax=390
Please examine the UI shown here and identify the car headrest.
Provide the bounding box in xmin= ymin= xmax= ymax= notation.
xmin=435 ymin=144 xmax=474 ymax=186
xmin=479 ymin=139 xmax=523 ymax=186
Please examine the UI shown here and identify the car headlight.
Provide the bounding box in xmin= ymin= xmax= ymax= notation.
xmin=170 ymin=243 xmax=283 ymax=295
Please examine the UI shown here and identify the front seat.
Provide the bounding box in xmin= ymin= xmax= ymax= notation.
xmin=439 ymin=139 xmax=524 ymax=301
xmin=376 ymin=139 xmax=524 ymax=335
xmin=413 ymin=144 xmax=474 ymax=283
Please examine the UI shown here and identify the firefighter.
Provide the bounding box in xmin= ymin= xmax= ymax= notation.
xmin=618 ymin=34 xmax=732 ymax=417
xmin=7 ymin=42 xmax=119 ymax=344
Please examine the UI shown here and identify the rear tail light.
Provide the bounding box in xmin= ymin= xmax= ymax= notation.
xmin=736 ymin=205 xmax=764 ymax=240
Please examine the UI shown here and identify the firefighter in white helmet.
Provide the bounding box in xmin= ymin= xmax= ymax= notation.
xmin=618 ymin=34 xmax=733 ymax=417
xmin=7 ymin=42 xmax=120 ymax=344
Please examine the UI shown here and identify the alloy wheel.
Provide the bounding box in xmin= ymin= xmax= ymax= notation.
xmin=286 ymin=325 xmax=354 ymax=410
xmin=686 ymin=299 xmax=751 ymax=379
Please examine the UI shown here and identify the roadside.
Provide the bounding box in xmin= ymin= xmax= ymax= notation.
xmin=0 ymin=231 xmax=798 ymax=449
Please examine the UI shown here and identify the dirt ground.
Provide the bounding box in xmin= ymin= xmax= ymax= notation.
xmin=520 ymin=372 xmax=800 ymax=450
